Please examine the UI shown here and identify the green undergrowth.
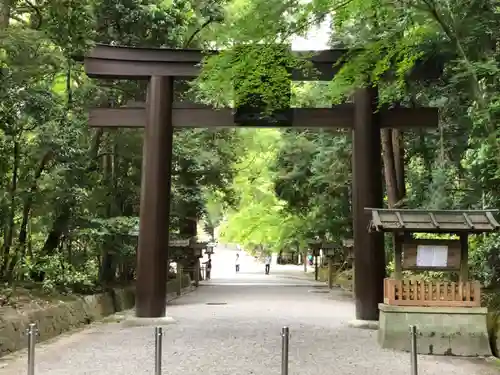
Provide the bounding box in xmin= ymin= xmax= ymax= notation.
xmin=484 ymin=289 xmax=500 ymax=358
xmin=0 ymin=281 xmax=133 ymax=312
xmin=0 ymin=282 xmax=77 ymax=312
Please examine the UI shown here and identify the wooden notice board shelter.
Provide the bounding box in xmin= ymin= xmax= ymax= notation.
xmin=366 ymin=208 xmax=500 ymax=356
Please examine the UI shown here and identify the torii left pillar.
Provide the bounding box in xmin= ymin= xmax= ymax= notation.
xmin=352 ymin=87 xmax=385 ymax=322
xmin=135 ymin=76 xmax=174 ymax=317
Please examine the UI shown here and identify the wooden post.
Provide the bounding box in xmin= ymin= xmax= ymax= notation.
xmin=314 ymin=255 xmax=319 ymax=281
xmin=177 ymin=262 xmax=183 ymax=296
xmin=194 ymin=259 xmax=200 ymax=287
xmin=135 ymin=76 xmax=174 ymax=318
xmin=459 ymin=233 xmax=469 ymax=283
xmin=394 ymin=234 xmax=403 ymax=280
xmin=328 ymin=257 xmax=333 ymax=289
xmin=352 ymin=87 xmax=385 ymax=321
xmin=352 ymin=264 xmax=355 ymax=299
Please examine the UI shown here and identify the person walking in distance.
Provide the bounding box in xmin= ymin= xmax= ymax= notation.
xmin=265 ymin=254 xmax=272 ymax=275
xmin=235 ymin=253 xmax=240 ymax=273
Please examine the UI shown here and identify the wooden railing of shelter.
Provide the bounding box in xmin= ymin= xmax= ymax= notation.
xmin=383 ymin=278 xmax=481 ymax=307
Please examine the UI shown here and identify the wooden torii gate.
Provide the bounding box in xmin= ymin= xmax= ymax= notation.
xmin=83 ymin=44 xmax=438 ymax=321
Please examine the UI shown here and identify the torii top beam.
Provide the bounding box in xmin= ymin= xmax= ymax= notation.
xmin=82 ymin=44 xmax=442 ymax=81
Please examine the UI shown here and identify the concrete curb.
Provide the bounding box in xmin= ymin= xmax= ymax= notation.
xmin=0 ymin=287 xmax=135 ymax=357
xmin=0 ymin=280 xmax=196 ymax=357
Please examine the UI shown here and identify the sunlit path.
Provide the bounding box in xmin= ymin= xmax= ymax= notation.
xmin=0 ymin=252 xmax=497 ymax=375
xmin=204 ymin=245 xmax=264 ymax=278
xmin=201 ymin=245 xmax=316 ymax=286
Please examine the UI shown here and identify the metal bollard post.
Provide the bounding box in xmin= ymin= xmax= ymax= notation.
xmin=155 ymin=327 xmax=163 ymax=375
xmin=409 ymin=325 xmax=418 ymax=375
xmin=27 ymin=323 xmax=38 ymax=375
xmin=281 ymin=326 xmax=289 ymax=375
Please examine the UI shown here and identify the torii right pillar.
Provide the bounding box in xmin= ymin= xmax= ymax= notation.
xmin=352 ymin=86 xmax=386 ymax=322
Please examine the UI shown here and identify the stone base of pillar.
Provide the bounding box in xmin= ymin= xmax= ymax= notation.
xmin=348 ymin=319 xmax=379 ymax=330
xmin=113 ymin=310 xmax=176 ymax=327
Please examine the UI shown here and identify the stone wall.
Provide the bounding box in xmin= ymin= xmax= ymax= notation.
xmin=487 ymin=311 xmax=500 ymax=357
xmin=379 ymin=304 xmax=491 ymax=356
xmin=0 ymin=276 xmax=193 ymax=357
xmin=166 ymin=274 xmax=192 ymax=299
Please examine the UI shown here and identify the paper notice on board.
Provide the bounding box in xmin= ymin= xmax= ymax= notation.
xmin=416 ymin=245 xmax=448 ymax=267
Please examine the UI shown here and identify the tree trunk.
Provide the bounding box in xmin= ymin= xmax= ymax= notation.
xmin=99 ymin=150 xmax=116 ymax=285
xmin=18 ymin=150 xmax=53 ymax=246
xmin=118 ymin=202 xmax=136 ymax=282
xmin=381 ymin=129 xmax=399 ymax=208
xmin=392 ymin=129 xmax=405 ymax=200
xmin=2 ymin=140 xmax=19 ymax=279
xmin=419 ymin=129 xmax=433 ymax=187
xmin=7 ymin=151 xmax=54 ymax=277
xmin=0 ymin=0 xmax=11 ymax=28
xmin=41 ymin=129 xmax=103 ymax=258
xmin=41 ymin=209 xmax=71 ymax=255
xmin=178 ymin=159 xmax=199 ymax=281
xmin=180 ymin=215 xmax=198 ymax=281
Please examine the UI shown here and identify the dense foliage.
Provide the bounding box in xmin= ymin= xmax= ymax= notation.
xmin=0 ymin=0 xmax=238 ymax=292
xmin=1 ymin=0 xmax=500 ymax=296
xmin=213 ymin=0 xmax=500 ymax=289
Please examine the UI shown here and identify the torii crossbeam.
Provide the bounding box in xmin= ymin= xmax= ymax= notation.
xmin=88 ymin=101 xmax=437 ymax=130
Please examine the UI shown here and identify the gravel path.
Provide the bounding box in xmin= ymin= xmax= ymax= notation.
xmin=0 ymin=271 xmax=497 ymax=375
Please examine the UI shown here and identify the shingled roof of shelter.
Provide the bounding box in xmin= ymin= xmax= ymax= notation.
xmin=365 ymin=208 xmax=500 ymax=233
